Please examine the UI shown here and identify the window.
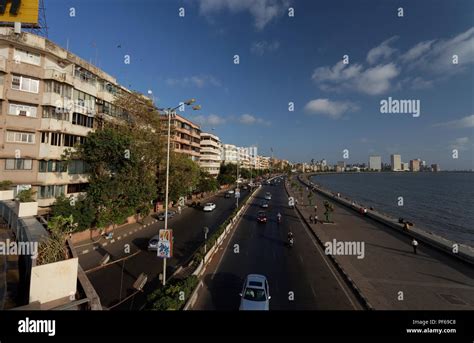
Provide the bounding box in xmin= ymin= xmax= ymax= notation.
xmin=38 ymin=160 xmax=67 ymax=173
xmin=41 ymin=131 xmax=49 ymax=143
xmin=45 ymin=81 xmax=72 ymax=98
xmin=42 ymin=106 xmax=69 ymax=121
xmin=9 ymin=103 xmax=37 ymax=118
xmin=67 ymin=183 xmax=88 ymax=194
xmin=11 ymin=75 xmax=39 ymax=93
xmin=14 ymin=49 xmax=41 ymax=66
xmin=5 ymin=159 xmax=32 ymax=170
xmin=68 ymin=160 xmax=89 ymax=174
xmin=50 ymin=132 xmax=61 ymax=146
xmin=72 ymin=112 xmax=94 ymax=128
xmin=6 ymin=131 xmax=35 ymax=144
xmin=64 ymin=134 xmax=77 ymax=147
xmin=38 ymin=185 xmax=65 ymax=199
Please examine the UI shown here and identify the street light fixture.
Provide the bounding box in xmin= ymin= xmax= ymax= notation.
xmin=161 ymin=99 xmax=201 ymax=286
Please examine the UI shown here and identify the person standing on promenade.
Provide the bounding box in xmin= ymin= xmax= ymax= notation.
xmin=314 ymin=215 xmax=318 ymax=224
xmin=412 ymin=238 xmax=418 ymax=254
xmin=309 ymin=215 xmax=313 ymax=224
xmin=314 ymin=204 xmax=318 ymax=213
xmin=403 ymin=222 xmax=409 ymax=231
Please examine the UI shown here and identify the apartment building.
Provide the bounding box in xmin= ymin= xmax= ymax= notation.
xmin=160 ymin=113 xmax=201 ymax=162
xmin=221 ymin=144 xmax=238 ymax=164
xmin=369 ymin=155 xmax=382 ymax=171
xmin=391 ymin=154 xmax=402 ymax=171
xmin=0 ymin=28 xmax=130 ymax=210
xmin=199 ymin=132 xmax=221 ymax=177
xmin=409 ymin=159 xmax=420 ymax=172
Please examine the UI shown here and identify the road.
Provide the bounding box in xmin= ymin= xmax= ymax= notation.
xmin=192 ymin=179 xmax=363 ymax=310
xmin=76 ymin=188 xmax=250 ymax=309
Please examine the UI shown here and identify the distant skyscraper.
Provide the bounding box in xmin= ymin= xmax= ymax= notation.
xmin=431 ymin=164 xmax=440 ymax=172
xmin=402 ymin=162 xmax=409 ymax=171
xmin=369 ymin=156 xmax=382 ymax=171
xmin=321 ymin=159 xmax=327 ymax=167
xmin=391 ymin=154 xmax=401 ymax=171
xmin=410 ymin=159 xmax=420 ymax=172
xmin=337 ymin=161 xmax=345 ymax=168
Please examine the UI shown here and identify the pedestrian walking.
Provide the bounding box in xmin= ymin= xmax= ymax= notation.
xmin=314 ymin=215 xmax=318 ymax=224
xmin=309 ymin=215 xmax=313 ymax=224
xmin=314 ymin=204 xmax=318 ymax=213
xmin=412 ymin=238 xmax=418 ymax=254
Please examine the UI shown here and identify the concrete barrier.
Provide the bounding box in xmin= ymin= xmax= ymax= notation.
xmin=298 ymin=174 xmax=474 ymax=265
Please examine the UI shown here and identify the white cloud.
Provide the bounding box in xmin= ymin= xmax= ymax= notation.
xmin=451 ymin=137 xmax=471 ymax=151
xmin=304 ymin=99 xmax=359 ymax=119
xmin=193 ymin=114 xmax=227 ymax=126
xmin=166 ymin=75 xmax=221 ymax=88
xmin=251 ymin=40 xmax=280 ymax=56
xmin=312 ymin=61 xmax=399 ymax=95
xmin=434 ymin=114 xmax=474 ymax=129
xmin=403 ymin=27 xmax=474 ymax=75
xmin=400 ymin=40 xmax=435 ymax=62
xmin=198 ymin=0 xmax=290 ymax=30
xmin=366 ymin=36 xmax=398 ymax=64
xmin=238 ymin=113 xmax=270 ymax=125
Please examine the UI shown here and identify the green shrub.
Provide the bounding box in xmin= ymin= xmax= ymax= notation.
xmin=0 ymin=180 xmax=12 ymax=191
xmin=16 ymin=188 xmax=36 ymax=202
xmin=149 ymin=275 xmax=198 ymax=310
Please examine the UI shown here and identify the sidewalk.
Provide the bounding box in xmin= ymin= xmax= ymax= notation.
xmin=287 ymin=176 xmax=474 ymax=310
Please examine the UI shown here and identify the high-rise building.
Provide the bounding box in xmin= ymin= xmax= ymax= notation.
xmin=431 ymin=164 xmax=440 ymax=172
xmin=409 ymin=159 xmax=420 ymax=172
xmin=402 ymin=162 xmax=409 ymax=171
xmin=0 ymin=28 xmax=134 ymax=210
xmin=199 ymin=132 xmax=221 ymax=177
xmin=369 ymin=156 xmax=382 ymax=171
xmin=391 ymin=154 xmax=401 ymax=171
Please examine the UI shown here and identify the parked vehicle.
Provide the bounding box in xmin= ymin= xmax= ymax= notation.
xmin=157 ymin=210 xmax=176 ymax=221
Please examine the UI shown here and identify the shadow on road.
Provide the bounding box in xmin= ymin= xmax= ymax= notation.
xmin=203 ymin=272 xmax=242 ymax=310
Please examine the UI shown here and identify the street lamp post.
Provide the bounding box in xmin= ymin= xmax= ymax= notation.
xmin=161 ymin=99 xmax=200 ymax=286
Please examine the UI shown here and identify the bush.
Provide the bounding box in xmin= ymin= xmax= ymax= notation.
xmin=16 ymin=188 xmax=36 ymax=202
xmin=148 ymin=275 xmax=198 ymax=310
xmin=0 ymin=180 xmax=12 ymax=191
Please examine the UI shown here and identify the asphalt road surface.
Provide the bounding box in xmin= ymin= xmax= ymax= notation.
xmin=77 ymin=188 xmax=250 ymax=309
xmin=192 ymin=180 xmax=363 ymax=310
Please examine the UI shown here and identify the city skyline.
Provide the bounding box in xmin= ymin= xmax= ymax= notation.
xmin=44 ymin=0 xmax=474 ymax=170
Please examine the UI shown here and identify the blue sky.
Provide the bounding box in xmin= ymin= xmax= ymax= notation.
xmin=45 ymin=0 xmax=473 ymax=169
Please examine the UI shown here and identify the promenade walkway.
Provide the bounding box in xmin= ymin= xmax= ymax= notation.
xmin=287 ymin=174 xmax=474 ymax=310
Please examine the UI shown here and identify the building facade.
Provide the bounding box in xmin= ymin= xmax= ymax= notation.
xmin=409 ymin=159 xmax=420 ymax=172
xmin=0 ymin=28 xmax=131 ymax=210
xmin=391 ymin=154 xmax=401 ymax=171
xmin=221 ymin=144 xmax=238 ymax=164
xmin=369 ymin=156 xmax=382 ymax=171
xmin=199 ymin=132 xmax=221 ymax=177
xmin=160 ymin=113 xmax=201 ymax=162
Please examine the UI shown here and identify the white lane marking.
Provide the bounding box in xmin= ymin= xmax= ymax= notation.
xmin=110 ymin=239 xmax=115 ymax=244
xmin=299 ymin=254 xmax=304 ymax=263
xmin=134 ymin=229 xmax=138 ymax=232
xmin=117 ymin=236 xmax=121 ymax=240
xmin=102 ymin=242 xmax=108 ymax=247
xmin=123 ymin=233 xmax=127 ymax=237
xmin=93 ymin=246 xmax=98 ymax=250
xmin=311 ymin=284 xmax=317 ymax=298
xmin=82 ymin=250 xmax=89 ymax=254
xmin=129 ymin=231 xmax=132 ymax=235
xmin=294 ymin=203 xmax=359 ymax=310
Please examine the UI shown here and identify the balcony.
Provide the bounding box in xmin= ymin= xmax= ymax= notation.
xmin=44 ymin=69 xmax=74 ymax=85
xmin=0 ymin=56 xmax=5 ymax=72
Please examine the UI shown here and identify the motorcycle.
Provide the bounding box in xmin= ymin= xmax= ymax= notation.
xmin=288 ymin=237 xmax=294 ymax=248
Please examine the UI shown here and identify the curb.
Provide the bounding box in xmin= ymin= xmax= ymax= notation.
xmin=285 ymin=177 xmax=374 ymax=310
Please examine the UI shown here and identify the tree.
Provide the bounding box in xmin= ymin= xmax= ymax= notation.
xmin=51 ymin=195 xmax=95 ymax=232
xmin=197 ymin=171 xmax=219 ymax=193
xmin=217 ymin=163 xmax=237 ymax=185
xmin=158 ymin=152 xmax=201 ymax=202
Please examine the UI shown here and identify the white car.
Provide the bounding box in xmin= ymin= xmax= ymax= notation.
xmin=203 ymin=203 xmax=216 ymax=212
xmin=227 ymin=189 xmax=235 ymax=194
xmin=147 ymin=235 xmax=160 ymax=251
xmin=264 ymin=192 xmax=272 ymax=200
xmin=239 ymin=274 xmax=271 ymax=311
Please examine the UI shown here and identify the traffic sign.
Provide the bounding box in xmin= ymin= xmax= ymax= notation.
xmin=157 ymin=229 xmax=173 ymax=258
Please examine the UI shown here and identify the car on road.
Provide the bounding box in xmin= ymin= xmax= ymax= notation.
xmin=260 ymin=201 xmax=269 ymax=209
xmin=147 ymin=235 xmax=160 ymax=251
xmin=257 ymin=211 xmax=267 ymax=223
xmin=224 ymin=192 xmax=231 ymax=198
xmin=239 ymin=274 xmax=271 ymax=310
xmin=242 ymin=185 xmax=248 ymax=190
xmin=157 ymin=210 xmax=176 ymax=221
xmin=203 ymin=202 xmax=216 ymax=212
xmin=264 ymin=192 xmax=272 ymax=200
xmin=227 ymin=189 xmax=235 ymax=194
